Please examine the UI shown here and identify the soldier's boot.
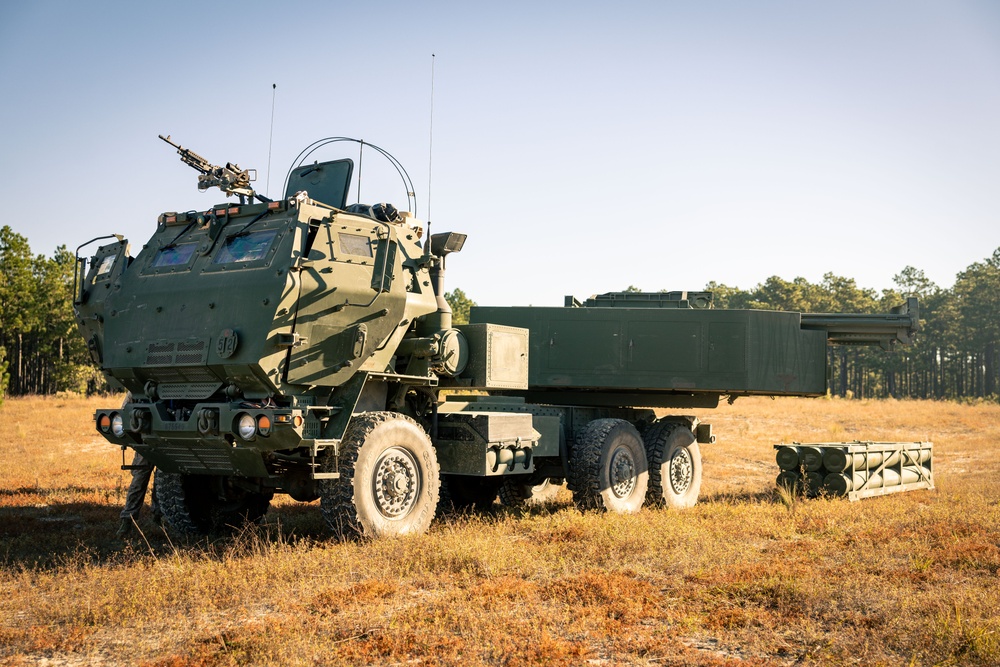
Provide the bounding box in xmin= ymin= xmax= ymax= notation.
xmin=116 ymin=518 xmax=133 ymax=536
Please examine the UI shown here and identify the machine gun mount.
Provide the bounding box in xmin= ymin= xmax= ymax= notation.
xmin=159 ymin=134 xmax=264 ymax=203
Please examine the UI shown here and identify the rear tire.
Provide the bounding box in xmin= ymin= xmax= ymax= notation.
xmin=643 ymin=421 xmax=702 ymax=509
xmin=154 ymin=471 xmax=272 ymax=535
xmin=568 ymin=419 xmax=648 ymax=513
xmin=320 ymin=412 xmax=439 ymax=538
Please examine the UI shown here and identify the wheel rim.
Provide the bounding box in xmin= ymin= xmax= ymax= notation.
xmin=609 ymin=446 xmax=637 ymax=498
xmin=372 ymin=446 xmax=421 ymax=519
xmin=669 ymin=447 xmax=693 ymax=494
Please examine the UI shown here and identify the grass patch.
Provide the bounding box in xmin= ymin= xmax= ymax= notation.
xmin=1 ymin=394 xmax=999 ymax=665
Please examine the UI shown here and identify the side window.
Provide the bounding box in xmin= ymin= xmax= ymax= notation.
xmin=85 ymin=240 xmax=129 ymax=288
xmin=337 ymin=232 xmax=373 ymax=257
xmin=93 ymin=254 xmax=117 ymax=281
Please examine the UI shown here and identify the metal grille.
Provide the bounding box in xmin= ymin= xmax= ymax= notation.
xmin=175 ymin=353 xmax=204 ymax=364
xmin=158 ymin=445 xmax=234 ymax=474
xmin=150 ymin=367 xmax=219 ymax=383
xmin=303 ymin=415 xmax=322 ymax=439
xmin=177 ymin=340 xmax=205 ymax=353
xmin=144 ymin=339 xmax=210 ymax=366
xmin=157 ymin=382 xmax=223 ymax=400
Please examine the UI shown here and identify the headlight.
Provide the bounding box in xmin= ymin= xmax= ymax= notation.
xmin=111 ymin=413 xmax=125 ymax=438
xmin=98 ymin=414 xmax=111 ymax=433
xmin=237 ymin=413 xmax=256 ymax=440
xmin=256 ymin=415 xmax=271 ymax=437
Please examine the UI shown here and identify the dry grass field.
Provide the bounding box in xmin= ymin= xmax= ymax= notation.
xmin=0 ymin=394 xmax=998 ymax=666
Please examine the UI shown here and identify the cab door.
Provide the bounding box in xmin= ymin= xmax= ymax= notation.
xmin=286 ymin=216 xmax=404 ymax=386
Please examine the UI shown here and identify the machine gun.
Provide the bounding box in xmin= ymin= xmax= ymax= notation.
xmin=159 ymin=134 xmax=265 ymax=203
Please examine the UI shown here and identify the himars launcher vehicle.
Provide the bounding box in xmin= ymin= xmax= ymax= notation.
xmin=74 ymin=137 xmax=919 ymax=537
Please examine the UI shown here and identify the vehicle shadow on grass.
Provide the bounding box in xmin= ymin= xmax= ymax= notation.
xmin=701 ymin=488 xmax=784 ymax=505
xmin=0 ymin=494 xmax=585 ymax=568
xmin=0 ymin=500 xmax=334 ymax=569
xmin=0 ymin=490 xmax=789 ymax=569
xmin=0 ymin=486 xmax=116 ymax=497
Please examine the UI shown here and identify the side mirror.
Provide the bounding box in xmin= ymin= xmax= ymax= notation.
xmin=430 ymin=232 xmax=467 ymax=257
xmin=74 ymin=256 xmax=88 ymax=305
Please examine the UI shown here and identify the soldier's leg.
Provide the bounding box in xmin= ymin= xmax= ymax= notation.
xmin=150 ymin=473 xmax=161 ymax=522
xmin=120 ymin=452 xmax=153 ymax=520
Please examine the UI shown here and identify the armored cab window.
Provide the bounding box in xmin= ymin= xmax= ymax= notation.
xmin=338 ymin=232 xmax=373 ymax=257
xmin=214 ymin=229 xmax=279 ymax=264
xmin=151 ymin=242 xmax=198 ymax=268
xmin=93 ymin=254 xmax=117 ymax=280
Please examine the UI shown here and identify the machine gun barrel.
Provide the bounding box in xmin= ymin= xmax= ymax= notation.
xmin=158 ymin=134 xmax=213 ymax=175
xmin=158 ymin=133 xmax=256 ymax=200
xmin=800 ymin=297 xmax=919 ymax=348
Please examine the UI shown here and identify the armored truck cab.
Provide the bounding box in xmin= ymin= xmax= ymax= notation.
xmin=76 ymin=136 xmax=920 ymax=538
xmin=78 ymin=168 xmax=440 ymax=458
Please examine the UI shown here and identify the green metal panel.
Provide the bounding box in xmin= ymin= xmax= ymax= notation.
xmin=548 ymin=317 xmax=621 ymax=371
xmin=456 ymin=323 xmax=529 ymax=389
xmin=438 ymin=396 xmax=562 ymax=459
xmin=471 ymin=306 xmax=829 ymax=399
xmin=628 ymin=320 xmax=700 ymax=372
xmin=746 ymin=311 xmax=827 ymax=394
xmin=434 ymin=412 xmax=539 ymax=476
xmin=707 ymin=322 xmax=746 ymax=372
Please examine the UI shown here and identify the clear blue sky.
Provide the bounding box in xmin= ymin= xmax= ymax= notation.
xmin=1 ymin=1 xmax=998 ymax=307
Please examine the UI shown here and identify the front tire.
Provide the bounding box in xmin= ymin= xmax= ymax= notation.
xmin=154 ymin=471 xmax=272 ymax=535
xmin=320 ymin=412 xmax=440 ymax=538
xmin=568 ymin=419 xmax=648 ymax=513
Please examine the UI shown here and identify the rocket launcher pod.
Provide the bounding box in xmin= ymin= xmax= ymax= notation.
xmin=473 ymin=295 xmax=919 ymax=409
xmin=775 ymin=446 xmax=800 ymax=471
xmin=775 ymin=441 xmax=933 ymax=501
xmin=823 ymin=445 xmax=932 ymax=473
xmin=824 ymin=465 xmax=929 ymax=496
xmin=798 ymin=446 xmax=826 ymax=472
xmin=804 ymin=471 xmax=825 ymax=497
xmin=776 ymin=470 xmax=802 ymax=493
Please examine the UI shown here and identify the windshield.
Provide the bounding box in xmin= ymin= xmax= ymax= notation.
xmin=214 ymin=229 xmax=279 ymax=264
xmin=151 ymin=243 xmax=198 ymax=268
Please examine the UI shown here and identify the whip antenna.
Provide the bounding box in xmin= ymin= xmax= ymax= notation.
xmin=357 ymin=140 xmax=365 ymax=204
xmin=426 ymin=53 xmax=436 ymax=254
xmin=266 ymin=83 xmax=277 ymax=198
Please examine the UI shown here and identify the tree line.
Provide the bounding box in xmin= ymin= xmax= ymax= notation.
xmin=1 ymin=224 xmax=997 ymax=403
xmin=0 ymin=226 xmax=102 ymax=404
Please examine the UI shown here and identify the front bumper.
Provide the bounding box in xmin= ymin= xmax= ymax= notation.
xmin=95 ymin=401 xmax=309 ymax=476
